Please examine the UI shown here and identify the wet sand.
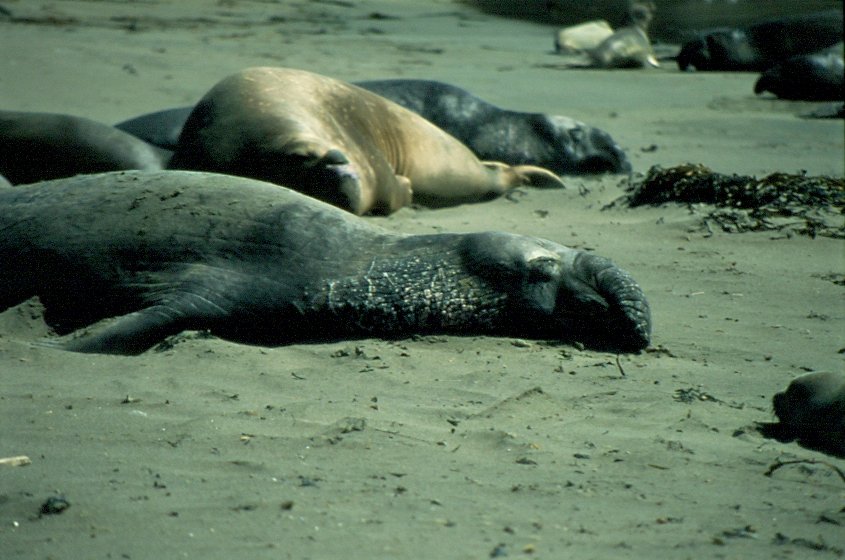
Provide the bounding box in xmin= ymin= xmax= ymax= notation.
xmin=0 ymin=2 xmax=843 ymax=559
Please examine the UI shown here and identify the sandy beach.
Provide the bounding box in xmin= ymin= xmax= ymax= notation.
xmin=0 ymin=1 xmax=843 ymax=558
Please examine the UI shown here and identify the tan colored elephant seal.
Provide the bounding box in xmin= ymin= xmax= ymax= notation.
xmin=168 ymin=67 xmax=564 ymax=215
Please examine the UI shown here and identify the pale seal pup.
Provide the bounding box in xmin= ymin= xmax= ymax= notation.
xmin=168 ymin=67 xmax=564 ymax=215
xmin=0 ymin=111 xmax=170 ymax=185
xmin=587 ymin=2 xmax=659 ymax=69
xmin=555 ymin=20 xmax=614 ymax=54
xmin=0 ymin=170 xmax=652 ymax=355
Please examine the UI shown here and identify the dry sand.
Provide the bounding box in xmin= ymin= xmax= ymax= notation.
xmin=0 ymin=1 xmax=843 ymax=559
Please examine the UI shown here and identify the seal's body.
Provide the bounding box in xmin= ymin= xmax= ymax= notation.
xmin=169 ymin=67 xmax=563 ymax=215
xmin=677 ymin=10 xmax=843 ymax=71
xmin=0 ymin=111 xmax=169 ymax=185
xmin=754 ymin=50 xmax=844 ymax=101
xmin=357 ymin=79 xmax=631 ymax=175
xmin=761 ymin=372 xmax=845 ymax=458
xmin=555 ymin=20 xmax=614 ymax=54
xmin=0 ymin=171 xmax=651 ymax=355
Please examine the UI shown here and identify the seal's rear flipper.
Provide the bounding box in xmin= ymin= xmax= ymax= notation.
xmin=481 ymin=162 xmax=565 ymax=194
xmin=509 ymin=164 xmax=566 ymax=189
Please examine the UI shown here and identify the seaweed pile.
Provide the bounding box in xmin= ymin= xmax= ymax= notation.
xmin=622 ymin=163 xmax=844 ymax=238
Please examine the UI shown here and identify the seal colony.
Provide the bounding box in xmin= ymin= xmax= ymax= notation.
xmin=169 ymin=67 xmax=565 ymax=215
xmin=0 ymin=171 xmax=652 ymax=355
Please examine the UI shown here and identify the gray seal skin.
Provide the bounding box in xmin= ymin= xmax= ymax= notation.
xmin=357 ymin=79 xmax=631 ymax=175
xmin=0 ymin=174 xmax=11 ymax=188
xmin=169 ymin=67 xmax=564 ymax=215
xmin=759 ymin=372 xmax=845 ymax=458
xmin=0 ymin=170 xmax=652 ymax=355
xmin=114 ymin=107 xmax=188 ymax=152
xmin=0 ymin=111 xmax=170 ymax=185
xmin=115 ymin=83 xmax=631 ymax=176
xmin=754 ymin=50 xmax=844 ymax=101
xmin=677 ymin=10 xmax=843 ymax=71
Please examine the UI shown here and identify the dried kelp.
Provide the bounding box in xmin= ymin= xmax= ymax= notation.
xmin=621 ymin=163 xmax=845 ymax=238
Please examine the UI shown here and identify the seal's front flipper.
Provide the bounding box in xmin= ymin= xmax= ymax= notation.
xmin=57 ymin=304 xmax=190 ymax=355
xmin=53 ymin=286 xmax=231 ymax=355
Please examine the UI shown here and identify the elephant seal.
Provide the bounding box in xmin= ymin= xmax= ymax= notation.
xmin=117 ymin=82 xmax=631 ymax=176
xmin=587 ymin=2 xmax=659 ymax=69
xmin=0 ymin=170 xmax=652 ymax=355
xmin=0 ymin=111 xmax=170 ymax=185
xmin=759 ymin=372 xmax=845 ymax=458
xmin=555 ymin=20 xmax=614 ymax=54
xmin=588 ymin=26 xmax=658 ymax=69
xmin=677 ymin=10 xmax=843 ymax=71
xmin=754 ymin=50 xmax=844 ymax=101
xmin=169 ymin=67 xmax=564 ymax=215
xmin=356 ymin=79 xmax=631 ymax=175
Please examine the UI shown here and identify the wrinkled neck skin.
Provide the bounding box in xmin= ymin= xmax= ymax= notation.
xmin=296 ymin=234 xmax=513 ymax=338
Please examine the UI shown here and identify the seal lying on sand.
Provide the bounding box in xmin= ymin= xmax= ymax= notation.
xmin=117 ymin=81 xmax=630 ymax=176
xmin=169 ymin=67 xmax=564 ymax=215
xmin=555 ymin=20 xmax=614 ymax=54
xmin=0 ymin=111 xmax=170 ymax=185
xmin=754 ymin=50 xmax=844 ymax=101
xmin=677 ymin=10 xmax=843 ymax=71
xmin=357 ymin=79 xmax=631 ymax=175
xmin=759 ymin=372 xmax=845 ymax=458
xmin=586 ymin=2 xmax=659 ymax=69
xmin=0 ymin=170 xmax=652 ymax=355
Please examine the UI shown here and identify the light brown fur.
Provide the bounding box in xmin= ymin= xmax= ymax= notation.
xmin=170 ymin=67 xmax=564 ymax=215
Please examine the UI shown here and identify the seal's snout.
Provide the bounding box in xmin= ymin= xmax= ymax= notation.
xmin=566 ymin=253 xmax=651 ymax=353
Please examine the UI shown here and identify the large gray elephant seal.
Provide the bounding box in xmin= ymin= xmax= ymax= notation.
xmin=759 ymin=372 xmax=845 ymax=458
xmin=0 ymin=111 xmax=170 ymax=185
xmin=169 ymin=67 xmax=564 ymax=215
xmin=355 ymin=79 xmax=631 ymax=175
xmin=117 ymin=80 xmax=630 ymax=176
xmin=0 ymin=170 xmax=652 ymax=355
xmin=754 ymin=50 xmax=844 ymax=101
xmin=677 ymin=10 xmax=843 ymax=71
